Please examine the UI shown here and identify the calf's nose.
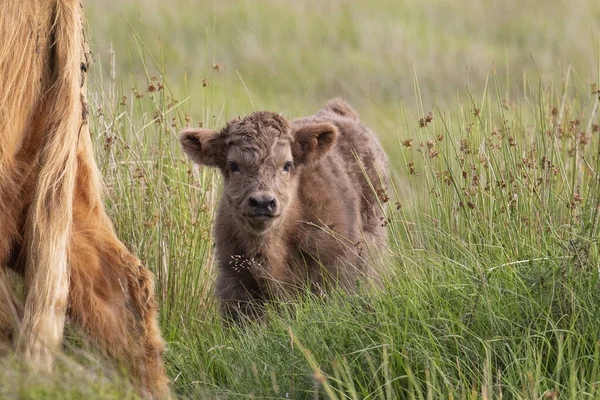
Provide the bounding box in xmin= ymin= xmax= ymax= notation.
xmin=248 ymin=194 xmax=277 ymax=215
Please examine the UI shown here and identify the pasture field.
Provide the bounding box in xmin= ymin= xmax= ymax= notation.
xmin=3 ymin=0 xmax=600 ymax=398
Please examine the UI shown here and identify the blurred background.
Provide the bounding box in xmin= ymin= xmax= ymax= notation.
xmin=85 ymin=0 xmax=600 ymax=127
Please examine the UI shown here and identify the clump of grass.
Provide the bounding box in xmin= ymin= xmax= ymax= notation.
xmin=77 ymin=32 xmax=600 ymax=398
xmin=0 ymin=354 xmax=136 ymax=399
xmin=391 ymin=65 xmax=600 ymax=269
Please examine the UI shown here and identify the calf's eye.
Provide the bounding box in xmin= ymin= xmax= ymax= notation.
xmin=229 ymin=162 xmax=240 ymax=173
xmin=283 ymin=161 xmax=293 ymax=172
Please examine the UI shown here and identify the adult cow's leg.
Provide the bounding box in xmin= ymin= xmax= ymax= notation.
xmin=0 ymin=269 xmax=21 ymax=355
xmin=14 ymin=0 xmax=83 ymax=370
xmin=67 ymin=207 xmax=169 ymax=397
xmin=0 ymin=176 xmax=20 ymax=351
xmin=64 ymin=139 xmax=169 ymax=397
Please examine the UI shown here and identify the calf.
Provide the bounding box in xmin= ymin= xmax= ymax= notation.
xmin=180 ymin=99 xmax=388 ymax=320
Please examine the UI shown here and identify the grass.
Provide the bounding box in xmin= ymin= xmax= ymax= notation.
xmin=4 ymin=0 xmax=600 ymax=398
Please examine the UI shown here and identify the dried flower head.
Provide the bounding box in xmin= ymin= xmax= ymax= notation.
xmin=376 ymin=187 xmax=390 ymax=203
xmin=419 ymin=112 xmax=433 ymax=127
xmin=460 ymin=138 xmax=471 ymax=154
xmin=133 ymin=88 xmax=144 ymax=98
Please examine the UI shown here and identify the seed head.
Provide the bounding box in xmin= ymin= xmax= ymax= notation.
xmin=428 ymin=149 xmax=439 ymax=159
xmin=376 ymin=187 xmax=390 ymax=203
xmin=419 ymin=112 xmax=433 ymax=127
xmin=133 ymin=88 xmax=144 ymax=98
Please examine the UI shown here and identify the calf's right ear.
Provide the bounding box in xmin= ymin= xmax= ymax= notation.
xmin=292 ymin=123 xmax=339 ymax=165
xmin=179 ymin=128 xmax=224 ymax=167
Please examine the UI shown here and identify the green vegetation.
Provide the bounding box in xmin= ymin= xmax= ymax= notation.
xmin=5 ymin=0 xmax=600 ymax=398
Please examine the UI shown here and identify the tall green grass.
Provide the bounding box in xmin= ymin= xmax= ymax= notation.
xmin=85 ymin=0 xmax=600 ymax=114
xmin=74 ymin=29 xmax=600 ymax=398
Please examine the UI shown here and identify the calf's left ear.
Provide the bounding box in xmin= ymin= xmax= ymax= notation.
xmin=179 ymin=128 xmax=224 ymax=168
xmin=292 ymin=123 xmax=339 ymax=165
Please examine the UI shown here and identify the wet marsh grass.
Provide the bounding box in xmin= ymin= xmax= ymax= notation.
xmin=77 ymin=39 xmax=600 ymax=398
xmin=4 ymin=0 xmax=600 ymax=398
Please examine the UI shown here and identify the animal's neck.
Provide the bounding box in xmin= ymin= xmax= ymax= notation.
xmin=234 ymin=197 xmax=301 ymax=284
xmin=248 ymin=203 xmax=299 ymax=257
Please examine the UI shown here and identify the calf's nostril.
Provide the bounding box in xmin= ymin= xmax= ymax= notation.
xmin=267 ymin=198 xmax=276 ymax=210
xmin=249 ymin=196 xmax=259 ymax=208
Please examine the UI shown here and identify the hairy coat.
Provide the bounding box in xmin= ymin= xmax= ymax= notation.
xmin=0 ymin=1 xmax=168 ymax=396
xmin=180 ymin=99 xmax=388 ymax=320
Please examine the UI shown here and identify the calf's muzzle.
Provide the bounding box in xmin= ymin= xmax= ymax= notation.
xmin=248 ymin=193 xmax=278 ymax=216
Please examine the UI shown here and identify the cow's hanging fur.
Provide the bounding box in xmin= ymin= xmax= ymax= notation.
xmin=0 ymin=1 xmax=169 ymax=396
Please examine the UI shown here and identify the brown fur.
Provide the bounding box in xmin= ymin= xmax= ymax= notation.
xmin=180 ymin=98 xmax=389 ymax=321
xmin=0 ymin=1 xmax=169 ymax=397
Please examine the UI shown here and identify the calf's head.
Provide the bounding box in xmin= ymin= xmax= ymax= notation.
xmin=180 ymin=112 xmax=338 ymax=234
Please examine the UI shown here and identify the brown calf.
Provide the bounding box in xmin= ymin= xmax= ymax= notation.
xmin=180 ymin=99 xmax=389 ymax=321
xmin=0 ymin=0 xmax=168 ymax=396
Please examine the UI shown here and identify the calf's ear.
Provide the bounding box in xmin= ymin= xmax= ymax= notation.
xmin=179 ymin=128 xmax=224 ymax=167
xmin=292 ymin=123 xmax=338 ymax=165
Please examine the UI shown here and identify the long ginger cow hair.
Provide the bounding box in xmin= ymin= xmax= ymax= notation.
xmin=0 ymin=0 xmax=169 ymax=396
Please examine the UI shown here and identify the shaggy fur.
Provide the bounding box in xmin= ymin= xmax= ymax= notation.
xmin=180 ymin=99 xmax=389 ymax=321
xmin=0 ymin=1 xmax=168 ymax=396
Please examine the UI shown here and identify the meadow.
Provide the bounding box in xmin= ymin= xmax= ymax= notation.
xmin=3 ymin=0 xmax=600 ymax=398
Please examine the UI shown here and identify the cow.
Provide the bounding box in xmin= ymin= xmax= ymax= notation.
xmin=0 ymin=0 xmax=169 ymax=397
xmin=180 ymin=99 xmax=389 ymax=321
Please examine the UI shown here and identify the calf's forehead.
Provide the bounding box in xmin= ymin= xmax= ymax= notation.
xmin=227 ymin=138 xmax=292 ymax=166
xmin=223 ymin=112 xmax=294 ymax=165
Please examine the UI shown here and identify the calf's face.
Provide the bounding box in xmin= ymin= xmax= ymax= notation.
xmin=180 ymin=112 xmax=338 ymax=234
